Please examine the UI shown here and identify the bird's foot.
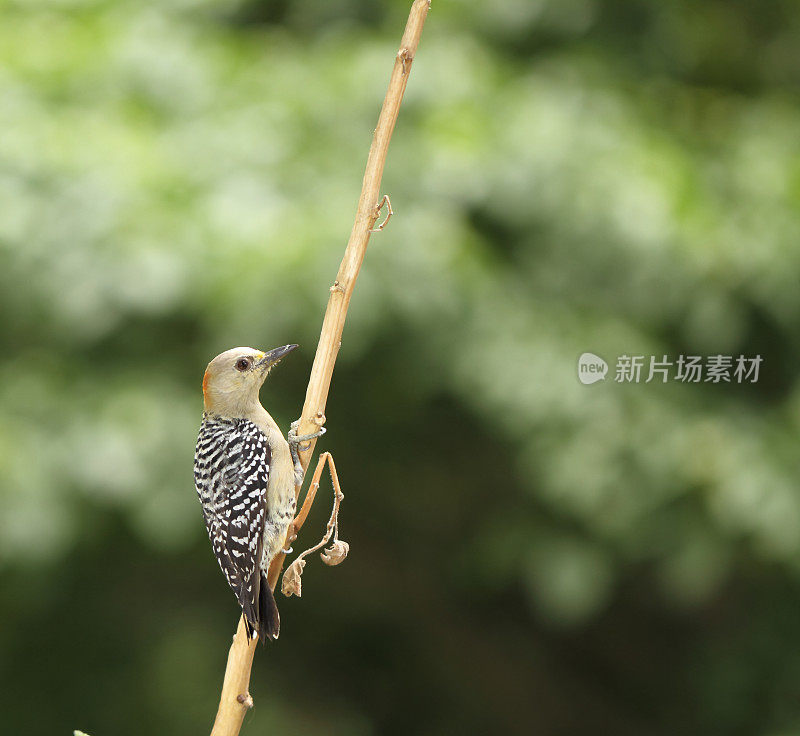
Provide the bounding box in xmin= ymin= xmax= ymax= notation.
xmin=288 ymin=420 xmax=326 ymax=485
xmin=288 ymin=422 xmax=326 ymax=450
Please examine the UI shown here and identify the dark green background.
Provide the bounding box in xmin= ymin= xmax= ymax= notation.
xmin=2 ymin=0 xmax=800 ymax=734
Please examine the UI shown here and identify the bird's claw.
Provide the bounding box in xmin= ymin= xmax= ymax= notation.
xmin=288 ymin=420 xmax=327 ymax=486
xmin=282 ymin=546 xmax=293 ymax=554
xmin=288 ymin=425 xmax=327 ymax=452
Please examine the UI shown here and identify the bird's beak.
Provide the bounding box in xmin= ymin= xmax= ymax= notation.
xmin=257 ymin=344 xmax=298 ymax=370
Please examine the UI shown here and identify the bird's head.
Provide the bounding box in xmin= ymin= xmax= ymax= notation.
xmin=202 ymin=344 xmax=297 ymax=415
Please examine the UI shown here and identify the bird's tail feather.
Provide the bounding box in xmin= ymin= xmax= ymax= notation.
xmin=241 ymin=574 xmax=280 ymax=643
xmin=257 ymin=576 xmax=280 ymax=642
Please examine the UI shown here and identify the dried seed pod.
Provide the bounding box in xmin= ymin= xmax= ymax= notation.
xmin=321 ymin=540 xmax=350 ymax=566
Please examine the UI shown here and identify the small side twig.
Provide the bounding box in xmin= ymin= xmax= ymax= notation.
xmin=266 ymin=450 xmax=330 ymax=583
xmin=370 ymin=194 xmax=393 ymax=232
xmin=282 ymin=453 xmax=348 ymax=598
xmin=293 ymin=453 xmax=328 ymax=533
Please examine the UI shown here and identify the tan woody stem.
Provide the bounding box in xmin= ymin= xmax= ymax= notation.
xmin=210 ymin=3 xmax=431 ymax=735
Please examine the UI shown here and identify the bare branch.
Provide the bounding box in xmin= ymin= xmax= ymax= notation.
xmin=209 ymin=3 xmax=431 ymax=734
xmin=210 ymin=617 xmax=259 ymax=736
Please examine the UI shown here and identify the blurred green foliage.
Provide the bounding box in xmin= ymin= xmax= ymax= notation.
xmin=2 ymin=0 xmax=800 ymax=734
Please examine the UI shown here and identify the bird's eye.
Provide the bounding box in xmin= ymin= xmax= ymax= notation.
xmin=235 ymin=358 xmax=251 ymax=372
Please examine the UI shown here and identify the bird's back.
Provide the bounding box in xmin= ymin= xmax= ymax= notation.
xmin=194 ymin=414 xmax=280 ymax=639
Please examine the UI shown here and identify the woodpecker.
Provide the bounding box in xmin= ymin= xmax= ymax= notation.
xmin=193 ymin=345 xmax=321 ymax=642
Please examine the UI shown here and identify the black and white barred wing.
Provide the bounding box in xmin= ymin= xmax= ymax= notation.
xmin=194 ymin=417 xmax=271 ymax=633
